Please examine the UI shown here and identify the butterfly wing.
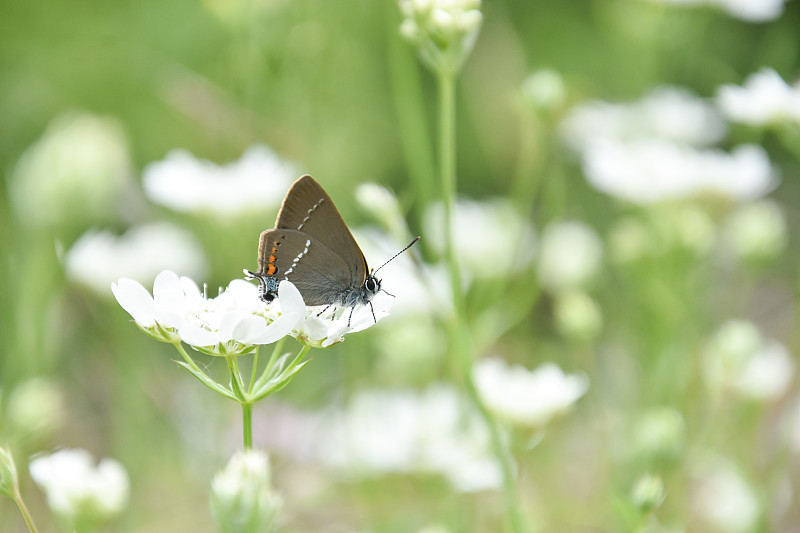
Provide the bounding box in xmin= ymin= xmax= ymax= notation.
xmin=256 ymin=228 xmax=353 ymax=306
xmin=274 ymin=175 xmax=368 ymax=286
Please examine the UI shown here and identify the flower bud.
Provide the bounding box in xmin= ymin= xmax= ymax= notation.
xmin=630 ymin=407 xmax=686 ymax=462
xmin=7 ymin=378 xmax=64 ymax=445
xmin=630 ymin=475 xmax=664 ymax=513
xmin=538 ymin=221 xmax=602 ymax=291
xmin=723 ymin=199 xmax=786 ymax=264
xmin=0 ymin=447 xmax=19 ymax=498
xmin=553 ymin=290 xmax=602 ymax=343
xmin=210 ymin=450 xmax=281 ymax=533
xmin=521 ymin=69 xmax=567 ymax=113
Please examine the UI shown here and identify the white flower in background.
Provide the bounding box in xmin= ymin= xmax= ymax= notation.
xmin=425 ymin=199 xmax=536 ymax=283
xmin=629 ymin=407 xmax=686 ymax=461
xmin=318 ymin=385 xmax=502 ymax=493
xmin=210 ymin=450 xmax=281 ymax=533
xmin=29 ymin=449 xmax=129 ymax=530
xmin=473 ymin=358 xmax=588 ymax=427
xmin=537 ymin=221 xmax=602 ymax=291
xmin=353 ymin=227 xmax=451 ymax=319
xmin=112 ymin=270 xmax=302 ymax=352
xmin=561 ymin=87 xmax=778 ymax=205
xmin=553 ymin=290 xmax=603 ymax=343
xmin=717 ymin=69 xmax=800 ymax=126
xmin=66 ymin=222 xmax=208 ymax=296
xmin=143 ymin=145 xmax=294 ymax=217
xmin=581 ymin=139 xmax=775 ymax=205
xmin=7 ymin=378 xmax=64 ymax=443
xmin=722 ymin=199 xmax=787 ymax=263
xmin=691 ymin=457 xmax=760 ymax=533
xmin=355 ymin=183 xmax=407 ymax=241
xmin=398 ymin=0 xmax=483 ymax=74
xmin=561 ymin=87 xmax=726 ymax=150
xmin=521 ymin=69 xmax=567 ymax=113
xmin=642 ymin=0 xmax=786 ymax=22
xmin=9 ymin=112 xmax=130 ymax=229
xmin=703 ymin=319 xmax=794 ymax=401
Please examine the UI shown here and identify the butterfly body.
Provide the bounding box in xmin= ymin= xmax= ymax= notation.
xmin=246 ymin=175 xmax=381 ymax=314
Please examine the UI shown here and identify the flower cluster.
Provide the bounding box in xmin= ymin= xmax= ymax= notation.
xmin=642 ymin=0 xmax=787 ymax=23
xmin=717 ymin=68 xmax=800 ymax=127
xmin=29 ymin=449 xmax=129 ymax=532
xmin=112 ymin=270 xmax=391 ymax=352
xmin=398 ymin=0 xmax=483 ymax=75
xmin=210 ymin=450 xmax=281 ymax=533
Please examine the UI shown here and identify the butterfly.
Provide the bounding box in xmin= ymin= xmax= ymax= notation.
xmin=245 ymin=175 xmax=418 ymax=324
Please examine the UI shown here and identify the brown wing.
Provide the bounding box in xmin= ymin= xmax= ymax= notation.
xmin=256 ymin=228 xmax=354 ymax=306
xmin=274 ymin=175 xmax=368 ymax=286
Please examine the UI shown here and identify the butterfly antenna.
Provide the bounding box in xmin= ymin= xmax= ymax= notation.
xmin=373 ymin=236 xmax=421 ymax=275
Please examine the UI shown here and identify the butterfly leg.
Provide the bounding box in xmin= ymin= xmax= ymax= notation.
xmin=347 ymin=304 xmax=356 ymax=327
xmin=316 ymin=304 xmax=332 ymax=317
xmin=369 ymin=301 xmax=376 ymax=323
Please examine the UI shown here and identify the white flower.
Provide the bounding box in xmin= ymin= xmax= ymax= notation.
xmin=9 ymin=112 xmax=130 ymax=229
xmin=642 ymin=0 xmax=786 ymax=22
xmin=717 ymin=68 xmax=800 ymax=126
xmin=581 ymin=139 xmax=775 ymax=205
xmin=142 ymin=145 xmax=294 ymax=217
xmin=537 ymin=221 xmax=602 ymax=291
xmin=29 ymin=449 xmax=129 ymax=528
xmin=473 ymin=358 xmax=589 ymax=427
xmin=425 ymin=199 xmax=536 ymax=283
xmin=317 ymin=385 xmax=502 ymax=492
xmin=691 ymin=457 xmax=760 ymax=533
xmin=561 ymin=87 xmax=726 ymax=151
xmin=210 ymin=450 xmax=281 ymax=533
xmin=521 ymin=69 xmax=567 ymax=112
xmin=264 ymin=279 xmax=394 ymax=348
xmin=66 ymin=222 xmax=208 ymax=296
xmin=112 ymin=270 xmax=301 ymax=352
xmin=722 ymin=199 xmax=787 ymax=263
xmin=703 ymin=319 xmax=794 ymax=401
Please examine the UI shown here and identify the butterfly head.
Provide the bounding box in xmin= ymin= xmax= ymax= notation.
xmin=364 ymin=272 xmax=381 ymax=295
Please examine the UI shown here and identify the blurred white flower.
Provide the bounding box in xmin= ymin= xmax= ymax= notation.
xmin=722 ymin=199 xmax=787 ymax=263
xmin=112 ymin=270 xmax=302 ymax=352
xmin=691 ymin=457 xmax=760 ymax=533
xmin=426 ymin=199 xmax=536 ymax=284
xmin=355 ymin=183 xmax=406 ymax=240
xmin=703 ymin=320 xmax=794 ymax=401
xmin=717 ymin=68 xmax=800 ymax=126
xmin=643 ymin=0 xmax=786 ymax=22
xmin=581 ymin=139 xmax=775 ymax=205
xmin=143 ymin=145 xmax=294 ymax=217
xmin=629 ymin=407 xmax=686 ymax=461
xmin=29 ymin=449 xmax=129 ymax=531
xmin=553 ymin=290 xmax=603 ymax=343
xmin=7 ymin=378 xmax=64 ymax=443
xmin=66 ymin=222 xmax=208 ymax=296
xmin=318 ymin=385 xmax=502 ymax=493
xmin=521 ymin=69 xmax=567 ymax=113
xmin=9 ymin=112 xmax=130 ymax=229
xmin=398 ymin=0 xmax=482 ymax=74
xmin=210 ymin=449 xmax=281 ymax=533
xmin=561 ymin=87 xmax=726 ymax=150
xmin=473 ymin=358 xmax=588 ymax=427
xmin=537 ymin=221 xmax=602 ymax=291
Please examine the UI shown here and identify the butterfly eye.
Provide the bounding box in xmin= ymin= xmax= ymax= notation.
xmin=365 ymin=278 xmax=378 ymax=292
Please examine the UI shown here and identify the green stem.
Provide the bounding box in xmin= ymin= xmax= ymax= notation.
xmin=13 ymin=493 xmax=39 ymax=533
xmin=437 ymin=69 xmax=529 ymax=533
xmin=241 ymin=402 xmax=253 ymax=450
xmin=249 ymin=347 xmax=260 ymax=394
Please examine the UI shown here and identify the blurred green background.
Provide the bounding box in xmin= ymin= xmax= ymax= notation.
xmin=2 ymin=0 xmax=800 ymax=532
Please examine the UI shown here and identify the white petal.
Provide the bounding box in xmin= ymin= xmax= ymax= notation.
xmin=111 ymin=279 xmax=157 ymax=327
xmin=243 ymin=312 xmax=300 ymax=345
xmin=152 ymin=270 xmax=183 ymax=308
xmin=278 ymin=280 xmax=306 ymax=315
xmin=178 ymin=324 xmax=220 ymax=348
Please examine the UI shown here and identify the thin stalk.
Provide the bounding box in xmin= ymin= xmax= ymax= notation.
xmin=249 ymin=347 xmax=260 ymax=394
xmin=437 ymin=69 xmax=529 ymax=533
xmin=13 ymin=493 xmax=39 ymax=533
xmin=241 ymin=402 xmax=253 ymax=450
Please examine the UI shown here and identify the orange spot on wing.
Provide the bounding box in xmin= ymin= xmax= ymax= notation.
xmin=268 ymin=255 xmax=277 ymax=263
xmin=267 ymin=264 xmax=277 ymax=275
xmin=271 ymin=246 xmax=278 ymax=253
